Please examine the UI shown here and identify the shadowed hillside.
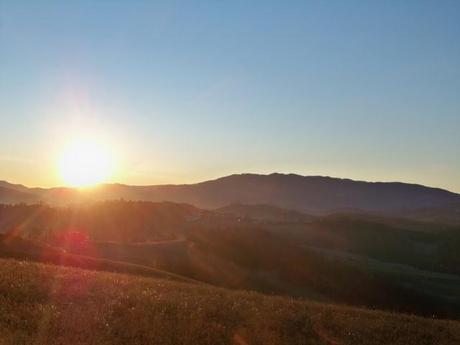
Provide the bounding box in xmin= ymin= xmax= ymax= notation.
xmin=0 ymin=201 xmax=203 ymax=241
xmin=0 ymin=234 xmax=195 ymax=284
xmin=216 ymin=203 xmax=312 ymax=222
xmin=1 ymin=201 xmax=460 ymax=319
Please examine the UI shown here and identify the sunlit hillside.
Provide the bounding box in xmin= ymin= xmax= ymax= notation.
xmin=1 ymin=258 xmax=459 ymax=345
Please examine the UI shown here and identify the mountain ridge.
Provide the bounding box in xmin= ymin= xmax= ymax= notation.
xmin=2 ymin=173 xmax=459 ymax=193
xmin=1 ymin=173 xmax=459 ymax=220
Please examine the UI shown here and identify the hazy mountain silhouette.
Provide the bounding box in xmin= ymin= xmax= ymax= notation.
xmin=0 ymin=185 xmax=40 ymax=204
xmin=1 ymin=174 xmax=460 ymax=219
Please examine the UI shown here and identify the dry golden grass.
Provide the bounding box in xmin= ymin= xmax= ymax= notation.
xmin=0 ymin=257 xmax=459 ymax=345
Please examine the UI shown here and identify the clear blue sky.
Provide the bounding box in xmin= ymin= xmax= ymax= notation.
xmin=1 ymin=1 xmax=459 ymax=191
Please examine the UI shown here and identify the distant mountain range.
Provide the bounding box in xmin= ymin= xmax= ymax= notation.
xmin=1 ymin=173 xmax=460 ymax=223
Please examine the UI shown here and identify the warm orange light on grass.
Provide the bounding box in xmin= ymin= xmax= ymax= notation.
xmin=58 ymin=138 xmax=114 ymax=188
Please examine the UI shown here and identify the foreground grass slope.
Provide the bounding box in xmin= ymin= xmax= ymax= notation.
xmin=1 ymin=258 xmax=459 ymax=345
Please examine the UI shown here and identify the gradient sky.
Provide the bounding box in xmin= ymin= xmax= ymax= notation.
xmin=1 ymin=1 xmax=459 ymax=192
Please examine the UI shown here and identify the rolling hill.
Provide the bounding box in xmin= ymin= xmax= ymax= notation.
xmin=1 ymin=201 xmax=460 ymax=319
xmin=1 ymin=257 xmax=459 ymax=345
xmin=215 ymin=203 xmax=312 ymax=222
xmin=0 ymin=234 xmax=196 ymax=284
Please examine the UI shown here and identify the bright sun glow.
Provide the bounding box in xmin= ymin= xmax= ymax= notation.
xmin=58 ymin=139 xmax=114 ymax=188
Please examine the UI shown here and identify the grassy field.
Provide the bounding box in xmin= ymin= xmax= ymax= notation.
xmin=1 ymin=258 xmax=459 ymax=345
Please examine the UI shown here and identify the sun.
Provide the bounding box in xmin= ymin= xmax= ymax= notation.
xmin=58 ymin=138 xmax=114 ymax=188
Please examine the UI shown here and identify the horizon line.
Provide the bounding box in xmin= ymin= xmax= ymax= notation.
xmin=2 ymin=172 xmax=459 ymax=195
